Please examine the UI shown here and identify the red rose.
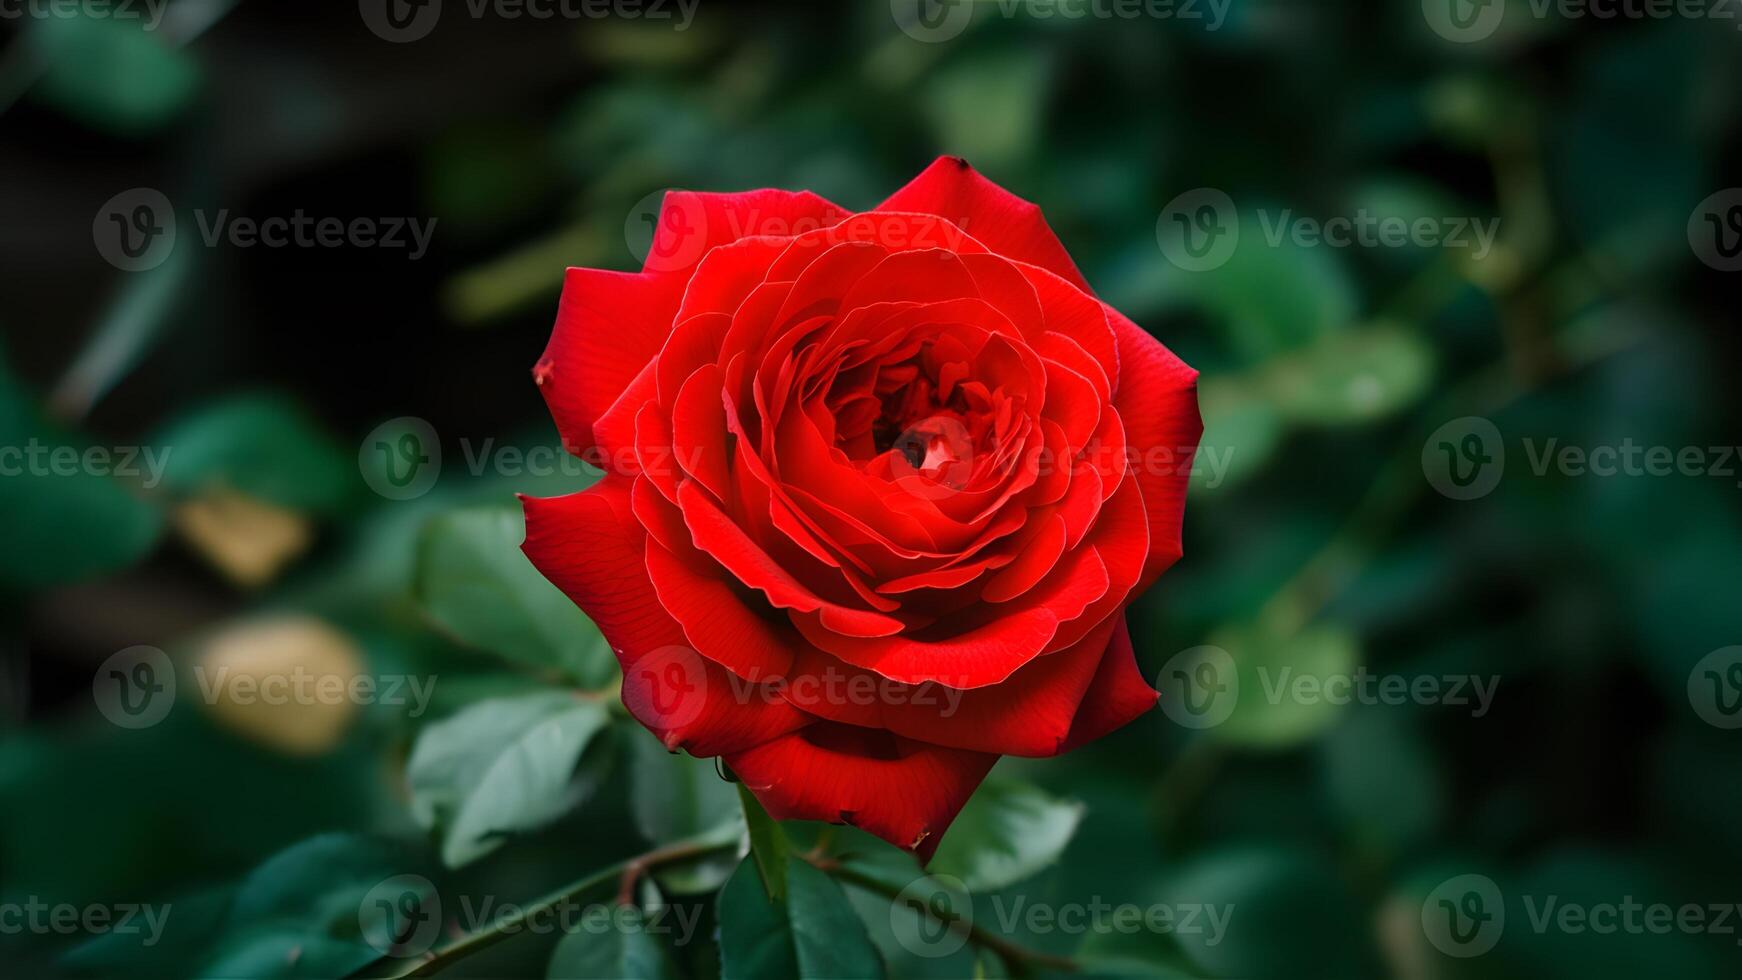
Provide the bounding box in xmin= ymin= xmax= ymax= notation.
xmin=521 ymin=158 xmax=1200 ymax=858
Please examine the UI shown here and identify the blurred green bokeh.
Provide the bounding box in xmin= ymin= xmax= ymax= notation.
xmin=2 ymin=1 xmax=1741 ymax=978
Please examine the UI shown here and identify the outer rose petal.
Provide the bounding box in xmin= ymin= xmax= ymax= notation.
xmin=1104 ymin=305 xmax=1203 ymax=590
xmin=645 ymin=189 xmax=849 ymax=279
xmin=725 ymin=723 xmax=998 ymax=861
xmin=877 ymin=157 xmax=1092 ymax=294
xmin=1060 ymin=615 xmax=1158 ymax=752
xmin=519 ymin=478 xmax=808 ymax=756
xmin=534 ymin=270 xmax=680 ymax=457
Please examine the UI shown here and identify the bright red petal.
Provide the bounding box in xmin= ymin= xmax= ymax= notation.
xmin=534 ymin=269 xmax=681 ymax=457
xmin=1104 ymin=305 xmax=1202 ymax=591
xmin=877 ymin=157 xmax=1092 ymax=294
xmin=725 ymin=723 xmax=997 ymax=860
xmin=1060 ymin=615 xmax=1159 ymax=751
xmin=519 ymin=478 xmax=807 ymax=756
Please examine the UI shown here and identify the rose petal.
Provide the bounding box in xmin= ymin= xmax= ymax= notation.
xmin=725 ymin=722 xmax=997 ymax=860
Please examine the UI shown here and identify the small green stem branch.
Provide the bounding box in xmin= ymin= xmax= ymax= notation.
xmin=806 ymin=855 xmax=1080 ymax=976
xmin=347 ymin=827 xmax=741 ymax=979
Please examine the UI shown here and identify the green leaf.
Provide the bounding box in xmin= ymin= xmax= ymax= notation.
xmin=547 ymin=905 xmax=681 ymax=980
xmin=717 ymin=858 xmax=885 ymax=980
xmin=1212 ymin=620 xmax=1360 ymax=749
xmin=1164 ymin=214 xmax=1358 ymax=363
xmin=736 ymin=783 xmax=792 ymax=904
xmin=150 ymin=392 xmax=352 ymax=513
xmin=926 ymin=778 xmax=1083 ymax=891
xmin=28 ymin=14 xmax=199 ymax=135
xmin=629 ymin=728 xmax=743 ymax=893
xmin=922 ymin=47 xmax=1053 ymax=172
xmin=1261 ymin=323 xmax=1435 ymax=426
xmin=201 ymin=834 xmax=430 ymax=979
xmin=1162 ymin=845 xmax=1368 ymax=980
xmin=1318 ymin=708 xmax=1444 ymax=858
xmin=415 ymin=507 xmax=616 ymax=687
xmin=0 ymin=347 xmax=163 ymax=591
xmin=406 ymin=692 xmax=612 ymax=867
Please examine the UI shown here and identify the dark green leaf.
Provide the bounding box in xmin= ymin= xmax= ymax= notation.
xmin=926 ymin=778 xmax=1083 ymax=891
xmin=717 ymin=858 xmax=885 ymax=980
xmin=406 ymin=691 xmax=612 ymax=867
xmin=415 ymin=507 xmax=616 ymax=687
xmin=547 ymin=905 xmax=681 ymax=980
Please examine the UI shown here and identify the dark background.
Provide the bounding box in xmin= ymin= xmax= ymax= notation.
xmin=3 ymin=0 xmax=1742 ymax=977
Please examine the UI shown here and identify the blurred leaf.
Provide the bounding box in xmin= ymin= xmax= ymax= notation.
xmin=630 ymin=728 xmax=742 ymax=893
xmin=415 ymin=506 xmax=615 ymax=687
xmin=0 ymin=347 xmax=163 ymax=591
xmin=1162 ymin=845 xmax=1369 ymax=980
xmin=546 ymin=905 xmax=680 ymax=980
xmin=923 ymin=47 xmax=1052 ymax=172
xmin=1318 ymin=708 xmax=1443 ymax=859
xmin=1262 ymin=322 xmax=1435 ymax=426
xmin=1194 ymin=377 xmax=1283 ymax=492
xmin=28 ymin=14 xmax=199 ymax=134
xmin=927 ymin=778 xmax=1083 ymax=892
xmin=1212 ymin=620 xmax=1360 ymax=749
xmin=406 ymin=691 xmax=612 ymax=868
xmin=717 ymin=857 xmax=885 ymax=980
xmin=171 ymin=487 xmax=312 ymax=588
xmin=151 ymin=392 xmax=352 ymax=514
xmin=205 ymin=834 xmax=429 ymax=979
xmin=1169 ymin=214 xmax=1358 ymax=363
xmin=1550 ymin=27 xmax=1701 ymax=274
xmin=49 ymin=243 xmax=191 ymax=420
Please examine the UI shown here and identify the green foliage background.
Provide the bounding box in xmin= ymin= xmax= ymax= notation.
xmin=2 ymin=1 xmax=1741 ymax=977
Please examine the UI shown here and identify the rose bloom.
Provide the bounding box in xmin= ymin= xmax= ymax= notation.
xmin=522 ymin=158 xmax=1200 ymax=858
